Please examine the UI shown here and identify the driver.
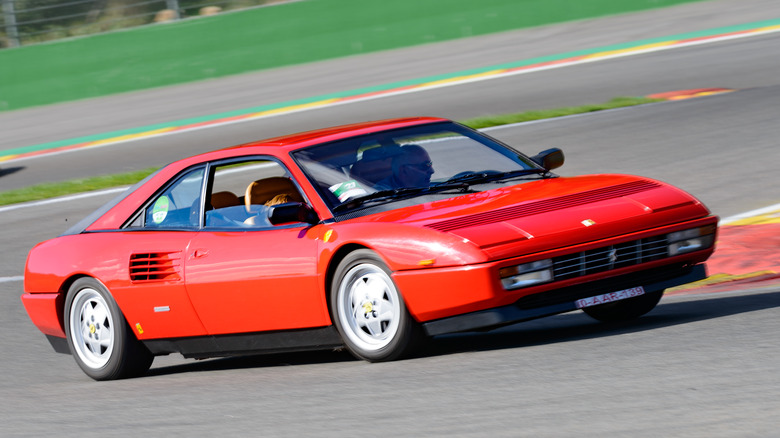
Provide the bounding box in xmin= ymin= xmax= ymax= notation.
xmin=374 ymin=144 xmax=434 ymax=190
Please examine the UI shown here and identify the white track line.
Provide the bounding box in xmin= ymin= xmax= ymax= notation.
xmin=2 ymin=198 xmax=778 ymax=283
xmin=4 ymin=26 xmax=779 ymax=282
xmin=0 ymin=187 xmax=128 ymax=214
xmin=4 ymin=23 xmax=780 ymax=166
xmin=720 ymin=202 xmax=780 ymax=225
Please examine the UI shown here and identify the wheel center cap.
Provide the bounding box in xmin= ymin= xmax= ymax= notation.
xmin=89 ymin=324 xmax=96 ymax=334
xmin=362 ymin=302 xmax=373 ymax=315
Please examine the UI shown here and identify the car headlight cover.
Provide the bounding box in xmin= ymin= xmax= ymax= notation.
xmin=500 ymin=259 xmax=553 ymax=290
xmin=667 ymin=226 xmax=716 ymax=256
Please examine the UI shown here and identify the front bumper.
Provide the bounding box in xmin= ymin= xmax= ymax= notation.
xmin=422 ymin=264 xmax=706 ymax=336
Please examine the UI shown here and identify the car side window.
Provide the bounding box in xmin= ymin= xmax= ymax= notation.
xmin=143 ymin=167 xmax=205 ymax=229
xmin=204 ymin=159 xmax=305 ymax=229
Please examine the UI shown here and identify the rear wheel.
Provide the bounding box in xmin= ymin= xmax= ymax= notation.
xmin=331 ymin=250 xmax=422 ymax=361
xmin=581 ymin=289 xmax=664 ymax=322
xmin=64 ymin=278 xmax=153 ymax=380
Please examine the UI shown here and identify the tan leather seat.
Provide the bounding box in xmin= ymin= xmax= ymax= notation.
xmin=245 ymin=177 xmax=304 ymax=212
xmin=210 ymin=191 xmax=240 ymax=209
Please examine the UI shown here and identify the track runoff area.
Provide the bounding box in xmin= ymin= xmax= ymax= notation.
xmin=2 ymin=22 xmax=780 ymax=293
xmin=668 ymin=204 xmax=780 ymax=295
xmin=640 ymin=89 xmax=780 ymax=295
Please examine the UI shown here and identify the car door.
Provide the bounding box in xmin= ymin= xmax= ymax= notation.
xmin=110 ymin=167 xmax=208 ymax=340
xmin=183 ymin=158 xmax=329 ymax=335
xmin=185 ymin=227 xmax=326 ymax=335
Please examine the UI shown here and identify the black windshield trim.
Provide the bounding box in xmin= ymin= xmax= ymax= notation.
xmin=332 ymin=184 xmax=469 ymax=213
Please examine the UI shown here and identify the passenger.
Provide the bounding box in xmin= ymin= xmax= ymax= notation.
xmin=374 ymin=144 xmax=434 ymax=190
xmin=265 ymin=193 xmax=291 ymax=206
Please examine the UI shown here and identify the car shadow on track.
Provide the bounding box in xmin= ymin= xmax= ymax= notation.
xmin=146 ymin=349 xmax=357 ymax=377
xmin=425 ymin=289 xmax=780 ymax=357
xmin=0 ymin=166 xmax=24 ymax=178
xmin=145 ymin=289 xmax=780 ymax=377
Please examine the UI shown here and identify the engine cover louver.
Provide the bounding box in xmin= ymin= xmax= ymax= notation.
xmin=129 ymin=252 xmax=182 ymax=283
xmin=426 ymin=180 xmax=661 ymax=232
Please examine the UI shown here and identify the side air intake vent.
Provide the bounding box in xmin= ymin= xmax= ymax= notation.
xmin=129 ymin=252 xmax=182 ymax=282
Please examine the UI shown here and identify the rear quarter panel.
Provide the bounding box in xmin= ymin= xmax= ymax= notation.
xmin=24 ymin=232 xmax=208 ymax=340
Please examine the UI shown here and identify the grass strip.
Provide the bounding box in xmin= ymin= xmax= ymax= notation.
xmin=0 ymin=97 xmax=661 ymax=206
xmin=0 ymin=168 xmax=157 ymax=206
xmin=461 ymin=96 xmax=662 ymax=129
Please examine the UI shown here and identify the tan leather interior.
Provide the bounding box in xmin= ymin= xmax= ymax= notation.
xmin=245 ymin=177 xmax=304 ymax=211
xmin=210 ymin=191 xmax=240 ymax=209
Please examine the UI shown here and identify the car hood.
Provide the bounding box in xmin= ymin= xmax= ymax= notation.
xmin=357 ymin=174 xmax=711 ymax=260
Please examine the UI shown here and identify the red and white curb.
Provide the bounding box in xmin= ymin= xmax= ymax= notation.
xmin=669 ymin=203 xmax=780 ymax=295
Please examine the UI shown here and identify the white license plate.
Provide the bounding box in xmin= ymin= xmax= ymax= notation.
xmin=575 ymin=286 xmax=645 ymax=309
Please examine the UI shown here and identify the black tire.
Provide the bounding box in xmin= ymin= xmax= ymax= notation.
xmin=64 ymin=277 xmax=153 ymax=380
xmin=330 ymin=250 xmax=423 ymax=361
xmin=581 ymin=289 xmax=664 ymax=322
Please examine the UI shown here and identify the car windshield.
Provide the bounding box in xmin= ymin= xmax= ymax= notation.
xmin=293 ymin=121 xmax=545 ymax=214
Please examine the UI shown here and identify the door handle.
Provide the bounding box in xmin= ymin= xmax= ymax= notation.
xmin=192 ymin=248 xmax=210 ymax=259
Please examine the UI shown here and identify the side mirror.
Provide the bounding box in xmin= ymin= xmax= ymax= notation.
xmin=268 ymin=202 xmax=320 ymax=225
xmin=531 ymin=148 xmax=564 ymax=171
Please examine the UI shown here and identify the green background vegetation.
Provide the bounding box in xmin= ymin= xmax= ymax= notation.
xmin=0 ymin=0 xmax=706 ymax=111
xmin=0 ymin=0 xmax=277 ymax=45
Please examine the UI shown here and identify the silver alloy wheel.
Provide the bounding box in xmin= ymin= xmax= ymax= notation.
xmin=68 ymin=287 xmax=115 ymax=370
xmin=336 ymin=263 xmax=401 ymax=351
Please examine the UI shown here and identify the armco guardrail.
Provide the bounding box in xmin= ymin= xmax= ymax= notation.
xmin=0 ymin=0 xmax=282 ymax=48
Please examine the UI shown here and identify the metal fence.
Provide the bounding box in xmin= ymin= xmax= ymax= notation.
xmin=1 ymin=0 xmax=283 ymax=48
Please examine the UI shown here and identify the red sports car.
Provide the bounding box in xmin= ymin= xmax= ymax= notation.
xmin=21 ymin=117 xmax=717 ymax=380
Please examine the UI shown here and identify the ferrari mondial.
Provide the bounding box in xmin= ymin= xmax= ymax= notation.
xmin=22 ymin=117 xmax=717 ymax=380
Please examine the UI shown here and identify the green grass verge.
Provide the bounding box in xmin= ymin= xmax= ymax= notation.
xmin=0 ymin=97 xmax=661 ymax=206
xmin=0 ymin=168 xmax=158 ymax=206
xmin=0 ymin=0 xmax=707 ymax=111
xmin=462 ymin=96 xmax=662 ymax=129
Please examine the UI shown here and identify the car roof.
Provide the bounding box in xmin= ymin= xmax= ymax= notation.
xmin=78 ymin=117 xmax=454 ymax=233
xmin=159 ymin=117 xmax=453 ymax=175
xmin=222 ymin=117 xmax=449 ymax=152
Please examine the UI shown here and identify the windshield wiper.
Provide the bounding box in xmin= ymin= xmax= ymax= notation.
xmin=332 ymin=169 xmax=549 ymax=213
xmin=489 ymin=168 xmax=551 ymax=181
xmin=433 ymin=168 xmax=549 ymax=186
xmin=332 ymin=183 xmax=468 ymax=213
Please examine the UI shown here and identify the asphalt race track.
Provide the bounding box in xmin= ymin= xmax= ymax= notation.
xmin=3 ymin=0 xmax=780 ymax=190
xmin=2 ymin=1 xmax=780 ymax=436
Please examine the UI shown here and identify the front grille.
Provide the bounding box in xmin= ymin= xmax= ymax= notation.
xmin=552 ymin=235 xmax=668 ymax=281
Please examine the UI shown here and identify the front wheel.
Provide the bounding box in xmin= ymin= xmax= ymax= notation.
xmin=330 ymin=250 xmax=422 ymax=361
xmin=64 ymin=278 xmax=153 ymax=380
xmin=581 ymin=289 xmax=664 ymax=322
